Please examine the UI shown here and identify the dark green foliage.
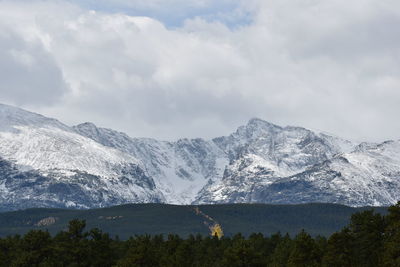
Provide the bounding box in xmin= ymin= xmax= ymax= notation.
xmin=322 ymin=228 xmax=354 ymax=267
xmin=287 ymin=230 xmax=321 ymax=267
xmin=0 ymin=203 xmax=388 ymax=239
xmin=383 ymin=202 xmax=400 ymax=267
xmin=349 ymin=210 xmax=385 ymax=267
xmin=116 ymin=235 xmax=161 ymax=267
xmin=269 ymin=233 xmax=292 ymax=266
xmin=12 ymin=230 xmax=53 ymax=266
xmin=221 ymin=233 xmax=265 ymax=267
xmin=0 ymin=203 xmax=398 ymax=266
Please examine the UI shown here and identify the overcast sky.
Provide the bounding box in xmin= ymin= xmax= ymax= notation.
xmin=0 ymin=0 xmax=399 ymax=142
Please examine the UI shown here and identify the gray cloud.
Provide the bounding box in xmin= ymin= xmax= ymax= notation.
xmin=0 ymin=28 xmax=68 ymax=106
xmin=0 ymin=0 xmax=399 ymax=141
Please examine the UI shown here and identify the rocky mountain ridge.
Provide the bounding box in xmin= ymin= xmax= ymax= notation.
xmin=0 ymin=103 xmax=399 ymax=210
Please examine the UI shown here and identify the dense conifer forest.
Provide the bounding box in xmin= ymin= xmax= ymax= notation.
xmin=0 ymin=202 xmax=399 ymax=266
xmin=0 ymin=203 xmax=388 ymax=239
xmin=0 ymin=202 xmax=400 ymax=267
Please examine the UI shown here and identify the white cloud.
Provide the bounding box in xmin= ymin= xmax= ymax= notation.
xmin=0 ymin=0 xmax=399 ymax=141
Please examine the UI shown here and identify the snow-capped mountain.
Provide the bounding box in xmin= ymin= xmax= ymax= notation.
xmin=252 ymin=140 xmax=400 ymax=207
xmin=0 ymin=103 xmax=399 ymax=210
xmin=194 ymin=119 xmax=356 ymax=204
xmin=0 ymin=104 xmax=162 ymax=211
xmin=73 ymin=122 xmax=228 ymax=204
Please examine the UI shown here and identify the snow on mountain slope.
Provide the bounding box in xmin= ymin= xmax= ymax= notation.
xmin=0 ymin=104 xmax=136 ymax=178
xmin=0 ymin=104 xmax=163 ymax=209
xmin=74 ymin=122 xmax=229 ymax=204
xmin=0 ymin=103 xmax=70 ymax=132
xmin=1 ymin=103 xmax=400 ymax=210
xmin=74 ymin=118 xmax=363 ymax=206
xmin=195 ymin=119 xmax=358 ymax=204
xmin=327 ymin=140 xmax=400 ymax=206
xmin=213 ymin=118 xmax=355 ymax=173
xmin=252 ymin=140 xmax=400 ymax=207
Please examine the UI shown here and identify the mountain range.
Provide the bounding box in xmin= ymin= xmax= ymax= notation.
xmin=0 ymin=103 xmax=399 ymax=211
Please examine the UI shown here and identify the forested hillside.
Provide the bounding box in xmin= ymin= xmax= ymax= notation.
xmin=0 ymin=203 xmax=387 ymax=239
xmin=0 ymin=203 xmax=399 ymax=266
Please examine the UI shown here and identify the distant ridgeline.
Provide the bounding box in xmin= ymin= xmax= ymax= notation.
xmin=0 ymin=202 xmax=398 ymax=266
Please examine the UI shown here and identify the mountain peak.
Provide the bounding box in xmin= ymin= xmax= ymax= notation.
xmin=0 ymin=103 xmax=68 ymax=131
xmin=0 ymin=103 xmax=39 ymax=119
xmin=75 ymin=122 xmax=98 ymax=130
xmin=245 ymin=118 xmax=283 ymax=132
xmin=247 ymin=117 xmax=280 ymax=127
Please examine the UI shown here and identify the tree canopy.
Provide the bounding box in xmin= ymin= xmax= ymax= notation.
xmin=0 ymin=202 xmax=399 ymax=266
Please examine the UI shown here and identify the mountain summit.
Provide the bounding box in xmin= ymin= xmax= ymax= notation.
xmin=0 ymin=104 xmax=399 ymax=211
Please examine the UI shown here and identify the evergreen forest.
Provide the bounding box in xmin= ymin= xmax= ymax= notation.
xmin=0 ymin=202 xmax=399 ymax=267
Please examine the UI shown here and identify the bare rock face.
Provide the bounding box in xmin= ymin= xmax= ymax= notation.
xmin=35 ymin=217 xmax=58 ymax=227
xmin=1 ymin=103 xmax=400 ymax=211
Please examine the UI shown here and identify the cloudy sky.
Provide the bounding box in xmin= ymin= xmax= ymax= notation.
xmin=0 ymin=0 xmax=399 ymax=141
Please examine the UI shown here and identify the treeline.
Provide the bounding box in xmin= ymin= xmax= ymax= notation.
xmin=0 ymin=203 xmax=399 ymax=267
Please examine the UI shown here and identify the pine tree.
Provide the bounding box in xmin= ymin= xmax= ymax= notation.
xmin=322 ymin=228 xmax=354 ymax=267
xmin=383 ymin=202 xmax=400 ymax=266
xmin=9 ymin=230 xmax=53 ymax=266
xmin=116 ymin=235 xmax=159 ymax=267
xmin=287 ymin=230 xmax=320 ymax=267
xmin=87 ymin=228 xmax=118 ymax=267
xmin=349 ymin=210 xmax=385 ymax=267
xmin=221 ymin=237 xmax=263 ymax=267
xmin=52 ymin=219 xmax=90 ymax=266
xmin=270 ymin=233 xmax=293 ymax=267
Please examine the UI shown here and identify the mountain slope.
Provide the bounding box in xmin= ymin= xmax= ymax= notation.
xmin=73 ymin=114 xmax=400 ymax=207
xmin=254 ymin=140 xmax=400 ymax=207
xmin=74 ymin=122 xmax=228 ymax=204
xmin=75 ymin=118 xmax=361 ymax=206
xmin=195 ymin=119 xmax=357 ymax=204
xmin=0 ymin=104 xmax=163 ymax=210
xmin=0 ymin=103 xmax=400 ymax=210
xmin=196 ymin=121 xmax=400 ymax=206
